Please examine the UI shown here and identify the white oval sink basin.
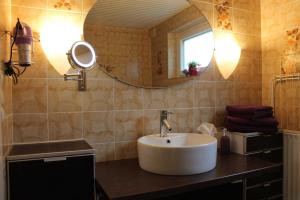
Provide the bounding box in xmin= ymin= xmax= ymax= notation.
xmin=138 ymin=133 xmax=217 ymax=175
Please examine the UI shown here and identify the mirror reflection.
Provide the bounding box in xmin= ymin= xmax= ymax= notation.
xmin=84 ymin=0 xmax=214 ymax=88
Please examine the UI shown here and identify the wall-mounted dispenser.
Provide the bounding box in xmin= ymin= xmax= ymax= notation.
xmin=3 ymin=18 xmax=35 ymax=84
xmin=64 ymin=41 xmax=96 ymax=91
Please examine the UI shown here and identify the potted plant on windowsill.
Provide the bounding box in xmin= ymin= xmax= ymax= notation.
xmin=188 ymin=61 xmax=199 ymax=76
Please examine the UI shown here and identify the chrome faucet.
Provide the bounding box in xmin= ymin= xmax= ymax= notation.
xmin=160 ymin=110 xmax=173 ymax=137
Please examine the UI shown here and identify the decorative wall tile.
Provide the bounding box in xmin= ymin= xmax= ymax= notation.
xmin=215 ymin=3 xmax=233 ymax=30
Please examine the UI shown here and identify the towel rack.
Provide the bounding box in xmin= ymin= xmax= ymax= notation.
xmin=272 ymin=73 xmax=300 ymax=115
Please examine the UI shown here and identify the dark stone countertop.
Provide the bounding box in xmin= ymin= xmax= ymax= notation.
xmin=95 ymin=153 xmax=282 ymax=200
xmin=7 ymin=140 xmax=94 ymax=161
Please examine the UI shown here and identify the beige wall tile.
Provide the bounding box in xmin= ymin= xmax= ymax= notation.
xmin=83 ymin=80 xmax=114 ymax=111
xmin=83 ymin=112 xmax=114 ymax=144
xmin=170 ymin=109 xmax=194 ymax=133
xmin=13 ymin=79 xmax=47 ymax=113
xmin=215 ymin=82 xmax=234 ymax=107
xmin=143 ymin=110 xmax=160 ymax=136
xmin=13 ymin=114 xmax=48 ymax=143
xmin=143 ymin=88 xmax=169 ymax=109
xmin=114 ymin=82 xmax=143 ymax=110
xmin=193 ymin=108 xmax=216 ymax=131
xmin=115 ymin=141 xmax=137 ymax=160
xmin=233 ymin=9 xmax=261 ymax=35
xmin=232 ymin=0 xmax=260 ymax=12
xmin=49 ymin=112 xmax=82 ymax=140
xmin=91 ymin=143 xmax=115 ymax=162
xmin=114 ymin=111 xmax=143 ymax=142
xmin=48 ymin=79 xmax=82 ymax=112
xmin=194 ymin=82 xmax=216 ymax=107
xmin=12 ymin=0 xmax=46 ymax=8
xmin=168 ymin=81 xmax=194 ymax=108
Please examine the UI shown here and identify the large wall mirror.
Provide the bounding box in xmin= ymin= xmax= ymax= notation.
xmin=84 ymin=0 xmax=214 ymax=88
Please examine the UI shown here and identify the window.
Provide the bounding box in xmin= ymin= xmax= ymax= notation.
xmin=181 ymin=31 xmax=214 ymax=70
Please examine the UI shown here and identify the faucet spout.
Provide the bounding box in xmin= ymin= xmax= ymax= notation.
xmin=162 ymin=119 xmax=172 ymax=132
xmin=160 ymin=110 xmax=173 ymax=137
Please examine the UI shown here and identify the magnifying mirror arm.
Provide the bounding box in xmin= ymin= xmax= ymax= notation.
xmin=64 ymin=70 xmax=86 ymax=91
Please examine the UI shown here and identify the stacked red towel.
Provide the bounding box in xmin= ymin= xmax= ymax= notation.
xmin=225 ymin=105 xmax=278 ymax=134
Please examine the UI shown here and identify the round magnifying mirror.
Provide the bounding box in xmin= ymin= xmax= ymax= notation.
xmin=68 ymin=41 xmax=96 ymax=70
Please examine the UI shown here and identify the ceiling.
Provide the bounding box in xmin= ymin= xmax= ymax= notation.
xmin=85 ymin=0 xmax=191 ymax=29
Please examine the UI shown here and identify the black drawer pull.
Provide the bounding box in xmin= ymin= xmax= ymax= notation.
xmin=263 ymin=150 xmax=272 ymax=154
xmin=263 ymin=183 xmax=271 ymax=187
xmin=44 ymin=157 xmax=67 ymax=162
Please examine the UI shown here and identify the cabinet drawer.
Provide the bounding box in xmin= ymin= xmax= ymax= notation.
xmin=249 ymin=148 xmax=283 ymax=163
xmin=246 ymin=166 xmax=282 ymax=187
xmin=246 ymin=180 xmax=282 ymax=200
xmin=246 ymin=133 xmax=282 ymax=153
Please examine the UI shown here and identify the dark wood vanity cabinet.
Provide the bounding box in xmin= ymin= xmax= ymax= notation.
xmin=6 ymin=141 xmax=96 ymax=200
xmin=245 ymin=133 xmax=283 ymax=200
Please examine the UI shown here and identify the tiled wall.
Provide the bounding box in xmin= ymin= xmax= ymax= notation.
xmin=11 ymin=0 xmax=262 ymax=162
xmin=261 ymin=0 xmax=300 ymax=130
xmin=0 ymin=0 xmax=12 ymax=198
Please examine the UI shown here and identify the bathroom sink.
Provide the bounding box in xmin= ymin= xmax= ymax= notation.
xmin=137 ymin=133 xmax=217 ymax=175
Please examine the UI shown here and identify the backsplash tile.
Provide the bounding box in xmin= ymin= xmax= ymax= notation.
xmin=13 ymin=114 xmax=48 ymax=143
xmin=114 ymin=111 xmax=144 ymax=142
xmin=83 ymin=111 xmax=114 ymax=144
xmin=49 ymin=112 xmax=83 ymax=140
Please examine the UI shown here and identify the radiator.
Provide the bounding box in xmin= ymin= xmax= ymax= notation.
xmin=284 ymin=130 xmax=300 ymax=200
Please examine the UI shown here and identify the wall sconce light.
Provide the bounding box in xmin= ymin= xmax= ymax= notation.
xmin=40 ymin=18 xmax=82 ymax=75
xmin=64 ymin=41 xmax=96 ymax=91
xmin=214 ymin=31 xmax=241 ymax=79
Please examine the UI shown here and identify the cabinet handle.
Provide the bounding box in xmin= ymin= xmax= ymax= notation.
xmin=263 ymin=183 xmax=271 ymax=187
xmin=44 ymin=157 xmax=67 ymax=162
xmin=231 ymin=180 xmax=243 ymax=184
xmin=263 ymin=150 xmax=272 ymax=154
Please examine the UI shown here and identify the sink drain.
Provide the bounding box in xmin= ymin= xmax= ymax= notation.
xmin=166 ymin=139 xmax=171 ymax=144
